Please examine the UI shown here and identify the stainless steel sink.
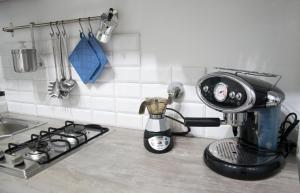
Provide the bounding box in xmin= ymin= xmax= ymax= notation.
xmin=0 ymin=116 xmax=46 ymax=139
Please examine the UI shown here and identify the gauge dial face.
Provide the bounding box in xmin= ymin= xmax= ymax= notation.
xmin=213 ymin=82 xmax=228 ymax=102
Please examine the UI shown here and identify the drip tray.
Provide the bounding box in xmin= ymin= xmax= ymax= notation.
xmin=208 ymin=138 xmax=277 ymax=165
xmin=204 ymin=138 xmax=284 ymax=180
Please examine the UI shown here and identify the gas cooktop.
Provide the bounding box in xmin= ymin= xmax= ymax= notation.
xmin=0 ymin=121 xmax=109 ymax=179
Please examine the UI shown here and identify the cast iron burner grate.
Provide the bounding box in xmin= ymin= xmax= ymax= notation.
xmin=5 ymin=121 xmax=109 ymax=164
xmin=27 ymin=140 xmax=49 ymax=152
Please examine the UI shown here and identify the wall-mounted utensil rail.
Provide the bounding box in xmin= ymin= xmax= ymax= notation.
xmin=2 ymin=16 xmax=102 ymax=33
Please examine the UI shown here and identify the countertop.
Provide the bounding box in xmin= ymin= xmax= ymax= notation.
xmin=0 ymin=113 xmax=299 ymax=193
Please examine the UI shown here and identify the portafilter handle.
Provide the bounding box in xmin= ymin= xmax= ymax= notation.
xmin=184 ymin=117 xmax=222 ymax=127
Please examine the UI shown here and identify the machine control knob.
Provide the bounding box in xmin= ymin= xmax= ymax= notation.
xmin=229 ymin=91 xmax=236 ymax=99
xmin=202 ymin=85 xmax=209 ymax=92
xmin=236 ymin=92 xmax=242 ymax=100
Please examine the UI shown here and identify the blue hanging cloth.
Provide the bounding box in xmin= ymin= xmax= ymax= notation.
xmin=69 ymin=32 xmax=100 ymax=84
xmin=87 ymin=32 xmax=108 ymax=83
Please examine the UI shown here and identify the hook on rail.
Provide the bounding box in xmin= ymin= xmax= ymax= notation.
xmin=88 ymin=17 xmax=93 ymax=33
xmin=78 ymin=18 xmax=84 ymax=33
xmin=61 ymin=20 xmax=66 ymax=35
xmin=49 ymin=22 xmax=54 ymax=36
xmin=55 ymin=21 xmax=60 ymax=35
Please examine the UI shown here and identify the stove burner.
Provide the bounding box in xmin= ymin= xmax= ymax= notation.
xmin=50 ymin=140 xmax=70 ymax=152
xmin=27 ymin=140 xmax=50 ymax=152
xmin=61 ymin=125 xmax=87 ymax=146
xmin=64 ymin=125 xmax=86 ymax=135
xmin=62 ymin=133 xmax=86 ymax=147
xmin=27 ymin=150 xmax=48 ymax=162
xmin=25 ymin=140 xmax=50 ymax=162
xmin=49 ymin=131 xmax=87 ymax=149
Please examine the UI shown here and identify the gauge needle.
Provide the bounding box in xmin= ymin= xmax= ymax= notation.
xmin=219 ymin=91 xmax=226 ymax=96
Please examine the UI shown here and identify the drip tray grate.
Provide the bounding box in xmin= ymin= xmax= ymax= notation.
xmin=208 ymin=138 xmax=277 ymax=165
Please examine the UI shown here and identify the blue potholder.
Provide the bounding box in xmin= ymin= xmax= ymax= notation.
xmin=69 ymin=32 xmax=100 ymax=84
xmin=87 ymin=32 xmax=108 ymax=83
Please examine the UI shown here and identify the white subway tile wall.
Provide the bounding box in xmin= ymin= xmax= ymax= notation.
xmin=0 ymin=33 xmax=225 ymax=138
xmin=92 ymin=111 xmax=116 ymax=126
xmin=0 ymin=97 xmax=7 ymax=114
xmin=141 ymin=66 xmax=171 ymax=83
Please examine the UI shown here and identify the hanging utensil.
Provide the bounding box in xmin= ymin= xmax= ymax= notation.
xmin=48 ymin=23 xmax=61 ymax=98
xmin=60 ymin=21 xmax=77 ymax=91
xmin=11 ymin=22 xmax=38 ymax=73
xmin=55 ymin=22 xmax=70 ymax=99
xmin=56 ymin=23 xmax=68 ymax=90
xmin=96 ymin=8 xmax=118 ymax=43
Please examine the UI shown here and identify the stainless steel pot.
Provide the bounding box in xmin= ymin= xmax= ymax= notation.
xmin=11 ymin=23 xmax=38 ymax=73
xmin=12 ymin=48 xmax=37 ymax=72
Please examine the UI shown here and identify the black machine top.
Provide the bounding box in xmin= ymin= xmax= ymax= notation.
xmin=196 ymin=70 xmax=285 ymax=113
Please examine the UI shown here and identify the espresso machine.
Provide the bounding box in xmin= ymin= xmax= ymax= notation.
xmin=184 ymin=68 xmax=299 ymax=180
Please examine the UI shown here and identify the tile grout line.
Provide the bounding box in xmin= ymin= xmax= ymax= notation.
xmin=111 ymin=36 xmax=118 ymax=127
xmin=137 ymin=32 xmax=143 ymax=130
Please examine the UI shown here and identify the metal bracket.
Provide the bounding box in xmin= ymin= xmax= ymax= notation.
xmin=167 ymin=82 xmax=184 ymax=102
xmin=7 ymin=22 xmax=14 ymax=37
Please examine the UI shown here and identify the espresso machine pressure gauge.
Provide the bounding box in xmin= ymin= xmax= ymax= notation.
xmin=213 ymin=82 xmax=228 ymax=102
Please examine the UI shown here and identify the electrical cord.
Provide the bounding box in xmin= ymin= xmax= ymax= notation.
xmin=165 ymin=108 xmax=191 ymax=136
xmin=278 ymin=113 xmax=299 ymax=157
xmin=237 ymin=113 xmax=299 ymax=157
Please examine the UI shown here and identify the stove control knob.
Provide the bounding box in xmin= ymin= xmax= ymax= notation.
xmin=5 ymin=154 xmax=24 ymax=167
xmin=202 ymin=85 xmax=209 ymax=92
xmin=236 ymin=92 xmax=242 ymax=100
xmin=229 ymin=91 xmax=236 ymax=99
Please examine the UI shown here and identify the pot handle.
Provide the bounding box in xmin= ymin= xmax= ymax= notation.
xmin=139 ymin=101 xmax=147 ymax=114
xmin=30 ymin=22 xmax=36 ymax=50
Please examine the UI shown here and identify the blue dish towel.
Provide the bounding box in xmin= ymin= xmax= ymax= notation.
xmin=87 ymin=32 xmax=108 ymax=83
xmin=69 ymin=33 xmax=100 ymax=84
